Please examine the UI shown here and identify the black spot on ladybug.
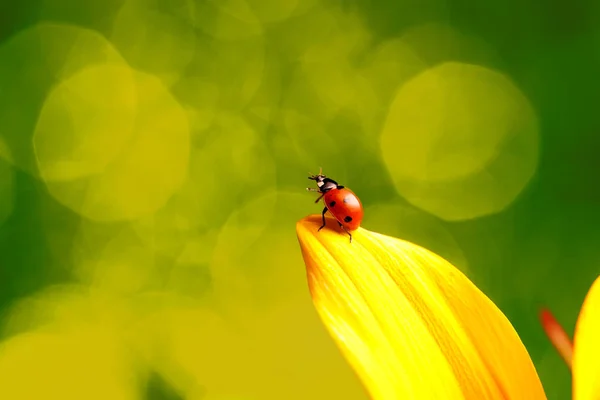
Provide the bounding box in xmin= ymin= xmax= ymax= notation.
xmin=344 ymin=216 xmax=353 ymax=223
xmin=329 ymin=201 xmax=336 ymax=207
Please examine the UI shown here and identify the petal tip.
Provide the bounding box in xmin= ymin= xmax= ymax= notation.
xmin=296 ymin=215 xmax=320 ymax=242
xmin=296 ymin=214 xmax=354 ymax=241
xmin=296 ymin=215 xmax=320 ymax=230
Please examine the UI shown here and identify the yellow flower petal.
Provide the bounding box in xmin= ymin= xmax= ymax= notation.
xmin=296 ymin=215 xmax=546 ymax=400
xmin=573 ymin=275 xmax=600 ymax=400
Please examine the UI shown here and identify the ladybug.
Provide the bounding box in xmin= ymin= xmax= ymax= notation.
xmin=307 ymin=168 xmax=364 ymax=242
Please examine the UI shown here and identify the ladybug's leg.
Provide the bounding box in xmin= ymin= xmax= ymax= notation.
xmin=338 ymin=222 xmax=353 ymax=243
xmin=306 ymin=188 xmax=325 ymax=203
xmin=318 ymin=207 xmax=328 ymax=231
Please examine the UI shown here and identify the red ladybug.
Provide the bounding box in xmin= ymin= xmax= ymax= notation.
xmin=307 ymin=168 xmax=364 ymax=242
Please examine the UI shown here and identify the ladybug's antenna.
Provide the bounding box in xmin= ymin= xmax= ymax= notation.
xmin=308 ymin=167 xmax=326 ymax=181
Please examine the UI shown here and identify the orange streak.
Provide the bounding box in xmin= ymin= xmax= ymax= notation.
xmin=539 ymin=308 xmax=573 ymax=369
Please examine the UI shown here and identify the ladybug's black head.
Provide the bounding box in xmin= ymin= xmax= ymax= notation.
xmin=308 ymin=171 xmax=341 ymax=193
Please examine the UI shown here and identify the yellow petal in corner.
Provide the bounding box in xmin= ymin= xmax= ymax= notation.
xmin=573 ymin=275 xmax=600 ymax=400
xmin=296 ymin=215 xmax=546 ymax=400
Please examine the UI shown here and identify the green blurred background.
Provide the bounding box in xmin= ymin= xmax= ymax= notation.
xmin=0 ymin=0 xmax=597 ymax=398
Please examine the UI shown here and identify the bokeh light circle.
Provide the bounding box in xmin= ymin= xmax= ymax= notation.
xmin=360 ymin=37 xmax=426 ymax=108
xmin=280 ymin=7 xmax=372 ymax=121
xmin=0 ymin=23 xmax=126 ymax=176
xmin=111 ymin=0 xmax=196 ymax=86
xmin=34 ymin=65 xmax=190 ymax=222
xmin=381 ymin=62 xmax=539 ymax=221
xmin=0 ymin=285 xmax=143 ymax=399
xmin=188 ymin=35 xmax=266 ymax=112
xmin=71 ymin=223 xmax=160 ymax=295
xmin=0 ymin=330 xmax=138 ymax=400
xmin=246 ymin=0 xmax=314 ymax=22
xmin=184 ymin=113 xmax=275 ymax=228
xmin=191 ymin=0 xmax=263 ymax=40
xmin=34 ymin=64 xmax=137 ymax=182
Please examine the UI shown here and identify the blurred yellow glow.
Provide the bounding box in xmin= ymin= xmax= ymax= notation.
xmin=192 ymin=0 xmax=263 ymax=40
xmin=185 ymin=113 xmax=275 ymax=227
xmin=172 ymin=78 xmax=220 ymax=133
xmin=0 ymin=141 xmax=14 ymax=226
xmin=131 ymin=183 xmax=214 ymax=258
xmin=250 ymin=296 xmax=369 ymax=399
xmin=210 ymin=191 xmax=295 ymax=305
xmin=0 ymin=137 xmax=14 ymax=165
xmin=34 ymin=64 xmax=137 ymax=182
xmin=168 ymin=232 xmax=216 ymax=299
xmin=273 ymin=5 xmax=365 ymax=63
xmin=278 ymin=110 xmax=344 ymax=171
xmin=246 ymin=0 xmax=314 ymax=22
xmin=243 ymin=49 xmax=282 ymax=129
xmin=38 ymin=0 xmax=123 ymax=28
xmin=36 ymin=65 xmax=190 ymax=222
xmin=128 ymin=117 xmax=273 ymax=269
xmin=183 ymin=35 xmax=265 ymax=111
xmin=360 ymin=37 xmax=425 ymax=107
xmin=273 ymin=7 xmax=406 ymax=176
xmin=176 ymin=233 xmax=217 ymax=267
xmin=268 ymin=117 xmax=338 ymax=191
xmin=201 ymin=0 xmax=318 ymax=27
xmin=1 ymin=285 xmax=140 ymax=337
xmin=277 ymin=6 xmax=391 ymax=148
xmin=0 ymin=287 xmax=201 ymax=398
xmin=282 ymin=8 xmax=376 ymax=120
xmin=144 ymin=301 xmax=367 ymax=399
xmin=300 ymin=61 xmax=377 ymax=121
xmin=71 ymin=223 xmax=159 ymax=295
xmin=0 ymin=286 xmax=140 ymax=400
xmin=0 ymin=329 xmax=139 ymax=400
xmin=111 ymin=0 xmax=196 ymax=86
xmin=189 ymin=192 xmax=367 ymax=398
xmin=381 ymin=62 xmax=539 ymax=221
xmin=0 ymin=23 xmax=126 ymax=176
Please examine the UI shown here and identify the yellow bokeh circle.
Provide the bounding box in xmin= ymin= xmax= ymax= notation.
xmin=0 ymin=23 xmax=126 ymax=176
xmin=34 ymin=64 xmax=137 ymax=182
xmin=381 ymin=62 xmax=539 ymax=221
xmin=34 ymin=64 xmax=190 ymax=222
xmin=111 ymin=0 xmax=196 ymax=86
xmin=0 ymin=328 xmax=138 ymax=400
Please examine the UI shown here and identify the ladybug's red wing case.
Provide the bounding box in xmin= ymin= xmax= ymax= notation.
xmin=323 ymin=188 xmax=363 ymax=231
xmin=307 ymin=170 xmax=364 ymax=242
